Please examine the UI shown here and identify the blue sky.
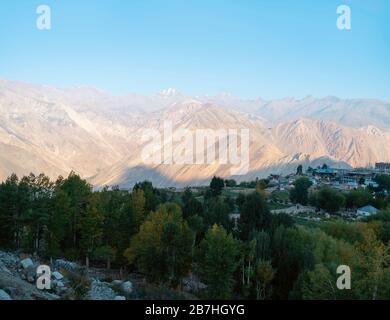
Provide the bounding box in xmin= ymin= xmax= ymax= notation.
xmin=0 ymin=0 xmax=389 ymax=100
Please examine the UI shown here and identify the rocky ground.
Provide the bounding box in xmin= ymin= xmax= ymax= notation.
xmin=0 ymin=251 xmax=134 ymax=300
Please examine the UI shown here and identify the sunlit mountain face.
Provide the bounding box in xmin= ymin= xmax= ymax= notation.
xmin=1 ymin=80 xmax=390 ymax=188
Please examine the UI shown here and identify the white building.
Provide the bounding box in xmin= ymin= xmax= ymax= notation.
xmin=356 ymin=205 xmax=379 ymax=217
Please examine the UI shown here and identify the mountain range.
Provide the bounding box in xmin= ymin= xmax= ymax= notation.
xmin=1 ymin=79 xmax=390 ymax=188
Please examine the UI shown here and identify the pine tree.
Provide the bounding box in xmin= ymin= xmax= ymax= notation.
xmin=47 ymin=189 xmax=71 ymax=258
xmin=0 ymin=174 xmax=20 ymax=248
xmin=80 ymin=194 xmax=104 ymax=268
xmin=59 ymin=172 xmax=92 ymax=250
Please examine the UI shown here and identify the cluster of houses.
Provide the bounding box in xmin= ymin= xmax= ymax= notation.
xmin=174 ymin=162 xmax=390 ymax=222
xmin=269 ymin=164 xmax=390 ymax=193
xmin=266 ymin=163 xmax=390 ymax=219
xmin=309 ymin=167 xmax=380 ymax=190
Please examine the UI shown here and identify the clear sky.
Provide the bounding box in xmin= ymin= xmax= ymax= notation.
xmin=0 ymin=0 xmax=389 ymax=100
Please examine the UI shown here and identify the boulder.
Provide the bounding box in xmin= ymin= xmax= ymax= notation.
xmin=54 ymin=280 xmax=65 ymax=288
xmin=88 ymin=280 xmax=117 ymax=300
xmin=53 ymin=259 xmax=78 ymax=272
xmin=111 ymin=280 xmax=123 ymax=287
xmin=120 ymin=281 xmax=133 ymax=295
xmin=0 ymin=263 xmax=12 ymax=275
xmin=0 ymin=289 xmax=12 ymax=300
xmin=114 ymin=296 xmax=126 ymax=300
xmin=182 ymin=276 xmax=207 ymax=292
xmin=20 ymin=258 xmax=34 ymax=269
xmin=52 ymin=271 xmax=64 ymax=281
xmin=0 ymin=251 xmax=19 ymax=268
xmin=3 ymin=287 xmax=18 ymax=299
xmin=0 ymin=268 xmax=60 ymax=300
xmin=0 ymin=251 xmax=18 ymax=275
xmin=24 ymin=265 xmax=37 ymax=283
xmin=53 ymin=280 xmax=66 ymax=295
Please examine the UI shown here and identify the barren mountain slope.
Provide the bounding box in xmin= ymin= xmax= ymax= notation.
xmin=202 ymin=95 xmax=390 ymax=128
xmin=1 ymin=80 xmax=390 ymax=188
xmin=273 ymin=119 xmax=390 ymax=168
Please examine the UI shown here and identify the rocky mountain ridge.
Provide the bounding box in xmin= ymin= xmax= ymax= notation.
xmin=1 ymin=80 xmax=390 ymax=188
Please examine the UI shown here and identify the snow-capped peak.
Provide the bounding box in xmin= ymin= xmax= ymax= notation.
xmin=158 ymin=88 xmax=179 ymax=97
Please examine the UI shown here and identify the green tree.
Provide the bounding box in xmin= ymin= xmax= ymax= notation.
xmin=272 ymin=226 xmax=315 ymax=299
xmin=236 ymin=193 xmax=246 ymax=209
xmin=182 ymin=188 xmax=203 ymax=219
xmin=309 ymin=187 xmax=346 ymax=213
xmin=345 ymin=188 xmax=373 ymax=209
xmin=210 ymin=176 xmax=225 ymax=197
xmin=253 ymin=230 xmax=271 ymax=262
xmin=240 ymin=230 xmax=271 ymax=297
xmin=354 ymin=228 xmax=390 ymax=300
xmin=256 ymin=180 xmax=268 ymax=192
xmin=290 ymin=177 xmax=313 ymax=205
xmin=47 ymin=189 xmax=71 ymax=258
xmin=58 ymin=172 xmax=92 ymax=249
xmin=0 ymin=174 xmax=23 ymax=248
xmin=197 ymin=225 xmax=240 ymax=299
xmin=124 ymin=203 xmax=193 ymax=285
xmin=239 ymin=192 xmax=271 ymax=240
xmin=375 ymin=174 xmax=390 ymax=192
xmin=254 ymin=260 xmax=275 ymax=300
xmin=97 ymin=187 xmax=128 ymax=265
xmin=131 ymin=188 xmax=146 ymax=231
xmin=93 ymin=245 xmax=117 ymax=270
xmin=225 ymin=179 xmax=237 ymax=188
xmin=20 ymin=173 xmax=54 ymax=254
xmin=300 ymin=264 xmax=339 ymax=300
xmin=366 ymin=209 xmax=390 ymax=243
xmin=204 ymin=197 xmax=232 ymax=230
xmin=187 ymin=214 xmax=204 ymax=255
xmin=80 ymin=194 xmax=104 ymax=268
xmin=133 ymin=181 xmax=163 ymax=212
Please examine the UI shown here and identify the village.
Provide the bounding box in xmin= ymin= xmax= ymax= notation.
xmin=265 ymin=163 xmax=389 ymax=221
xmin=173 ymin=162 xmax=390 ymax=225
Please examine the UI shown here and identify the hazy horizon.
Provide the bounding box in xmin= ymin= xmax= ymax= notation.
xmin=1 ymin=77 xmax=389 ymax=103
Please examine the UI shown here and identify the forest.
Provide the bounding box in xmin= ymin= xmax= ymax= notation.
xmin=1 ymin=172 xmax=390 ymax=300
